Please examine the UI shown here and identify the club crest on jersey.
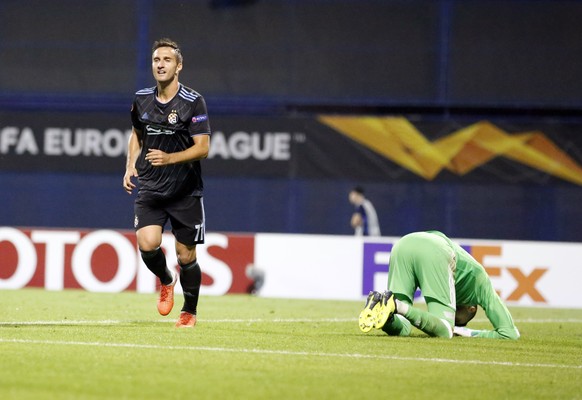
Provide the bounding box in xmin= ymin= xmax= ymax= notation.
xmin=167 ymin=110 xmax=178 ymax=124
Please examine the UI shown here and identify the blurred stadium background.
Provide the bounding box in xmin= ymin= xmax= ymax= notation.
xmin=1 ymin=0 xmax=582 ymax=241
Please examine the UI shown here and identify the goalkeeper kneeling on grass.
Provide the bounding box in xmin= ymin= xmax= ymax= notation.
xmin=359 ymin=231 xmax=520 ymax=339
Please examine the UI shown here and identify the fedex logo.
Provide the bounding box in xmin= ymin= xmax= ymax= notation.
xmin=466 ymin=245 xmax=548 ymax=303
xmin=362 ymin=243 xmax=392 ymax=295
xmin=362 ymin=242 xmax=548 ymax=304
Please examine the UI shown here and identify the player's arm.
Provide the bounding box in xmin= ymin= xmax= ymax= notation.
xmin=351 ymin=212 xmax=363 ymax=228
xmin=123 ymin=127 xmax=143 ymax=194
xmin=454 ymin=280 xmax=520 ymax=340
xmin=454 ymin=314 xmax=519 ymax=339
xmin=145 ymin=133 xmax=209 ymax=166
xmin=351 ymin=204 xmax=365 ymax=228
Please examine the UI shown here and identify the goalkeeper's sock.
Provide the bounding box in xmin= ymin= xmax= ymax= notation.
xmin=395 ymin=299 xmax=409 ymax=315
xmin=382 ymin=314 xmax=412 ymax=336
xmin=400 ymin=305 xmax=453 ymax=338
xmin=140 ymin=247 xmax=173 ymax=285
xmin=179 ymin=259 xmax=202 ymax=315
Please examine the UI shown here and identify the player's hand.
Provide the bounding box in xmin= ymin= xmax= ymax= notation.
xmin=351 ymin=213 xmax=362 ymax=228
xmin=123 ymin=167 xmax=138 ymax=194
xmin=453 ymin=326 xmax=476 ymax=337
xmin=145 ymin=148 xmax=172 ymax=166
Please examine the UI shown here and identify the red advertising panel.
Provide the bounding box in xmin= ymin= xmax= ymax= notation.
xmin=0 ymin=227 xmax=255 ymax=294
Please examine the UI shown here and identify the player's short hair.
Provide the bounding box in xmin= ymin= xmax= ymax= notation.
xmin=152 ymin=38 xmax=183 ymax=64
xmin=455 ymin=305 xmax=478 ymax=327
xmin=352 ymin=186 xmax=365 ymax=195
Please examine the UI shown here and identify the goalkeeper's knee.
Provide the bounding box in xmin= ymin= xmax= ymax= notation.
xmin=437 ymin=318 xmax=453 ymax=339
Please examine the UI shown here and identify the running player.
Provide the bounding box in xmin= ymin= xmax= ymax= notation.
xmin=359 ymin=231 xmax=520 ymax=339
xmin=123 ymin=38 xmax=211 ymax=328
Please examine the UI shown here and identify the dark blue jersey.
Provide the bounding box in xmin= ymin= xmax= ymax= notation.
xmin=131 ymin=84 xmax=211 ymax=199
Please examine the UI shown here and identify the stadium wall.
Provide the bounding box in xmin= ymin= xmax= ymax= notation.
xmin=1 ymin=227 xmax=581 ymax=309
xmin=1 ymin=111 xmax=582 ymax=242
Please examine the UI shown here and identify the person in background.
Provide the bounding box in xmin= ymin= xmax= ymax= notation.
xmin=348 ymin=186 xmax=381 ymax=236
xmin=358 ymin=231 xmax=520 ymax=339
xmin=123 ymin=38 xmax=211 ymax=328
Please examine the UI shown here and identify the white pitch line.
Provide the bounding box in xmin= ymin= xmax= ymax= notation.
xmin=0 ymin=338 xmax=580 ymax=370
xmin=0 ymin=318 xmax=354 ymax=326
xmin=513 ymin=318 xmax=582 ymax=323
xmin=185 ymin=318 xmax=356 ymax=323
xmin=0 ymin=317 xmax=581 ymax=326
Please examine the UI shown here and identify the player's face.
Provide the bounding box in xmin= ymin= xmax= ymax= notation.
xmin=152 ymin=47 xmax=182 ymax=83
xmin=348 ymin=191 xmax=361 ymax=205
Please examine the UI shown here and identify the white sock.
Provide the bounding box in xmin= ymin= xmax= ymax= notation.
xmin=395 ymin=299 xmax=409 ymax=315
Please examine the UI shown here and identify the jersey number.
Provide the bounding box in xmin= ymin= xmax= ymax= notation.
xmin=194 ymin=223 xmax=205 ymax=242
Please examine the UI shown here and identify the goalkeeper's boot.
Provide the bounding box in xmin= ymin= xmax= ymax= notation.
xmin=157 ymin=271 xmax=177 ymax=316
xmin=358 ymin=291 xmax=383 ymax=333
xmin=175 ymin=311 xmax=197 ymax=328
xmin=374 ymin=290 xmax=397 ymax=329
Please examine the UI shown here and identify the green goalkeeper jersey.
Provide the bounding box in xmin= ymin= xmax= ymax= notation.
xmin=428 ymin=231 xmax=520 ymax=339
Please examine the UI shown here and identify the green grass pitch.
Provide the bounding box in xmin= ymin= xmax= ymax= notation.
xmin=1 ymin=289 xmax=581 ymax=399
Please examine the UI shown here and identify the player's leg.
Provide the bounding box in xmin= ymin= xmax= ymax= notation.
xmin=392 ymin=298 xmax=453 ymax=338
xmin=137 ymin=225 xmax=171 ymax=281
xmin=137 ymin=225 xmax=177 ymax=316
xmin=168 ymin=196 xmax=206 ymax=328
xmin=360 ymin=234 xmax=419 ymax=334
xmin=379 ymin=294 xmax=454 ymax=338
xmin=174 ymin=241 xmax=201 ymax=327
xmin=135 ymin=198 xmax=176 ymax=316
xmin=407 ymin=234 xmax=456 ymax=338
xmin=377 ymin=234 xmax=420 ymax=335
xmin=381 ymin=294 xmax=412 ymax=336
xmin=383 ymin=232 xmax=455 ymax=338
xmin=135 ymin=197 xmax=173 ymax=283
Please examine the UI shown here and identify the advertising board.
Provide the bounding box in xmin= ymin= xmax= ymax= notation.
xmin=1 ymin=227 xmax=580 ymax=308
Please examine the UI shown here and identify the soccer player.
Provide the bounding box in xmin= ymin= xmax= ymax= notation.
xmin=358 ymin=231 xmax=520 ymax=339
xmin=123 ymin=38 xmax=211 ymax=328
xmin=348 ymin=186 xmax=381 ymax=236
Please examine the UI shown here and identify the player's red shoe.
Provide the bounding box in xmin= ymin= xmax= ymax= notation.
xmin=175 ymin=311 xmax=197 ymax=328
xmin=157 ymin=272 xmax=177 ymax=316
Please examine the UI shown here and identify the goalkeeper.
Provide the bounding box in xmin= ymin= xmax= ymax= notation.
xmin=359 ymin=231 xmax=520 ymax=339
